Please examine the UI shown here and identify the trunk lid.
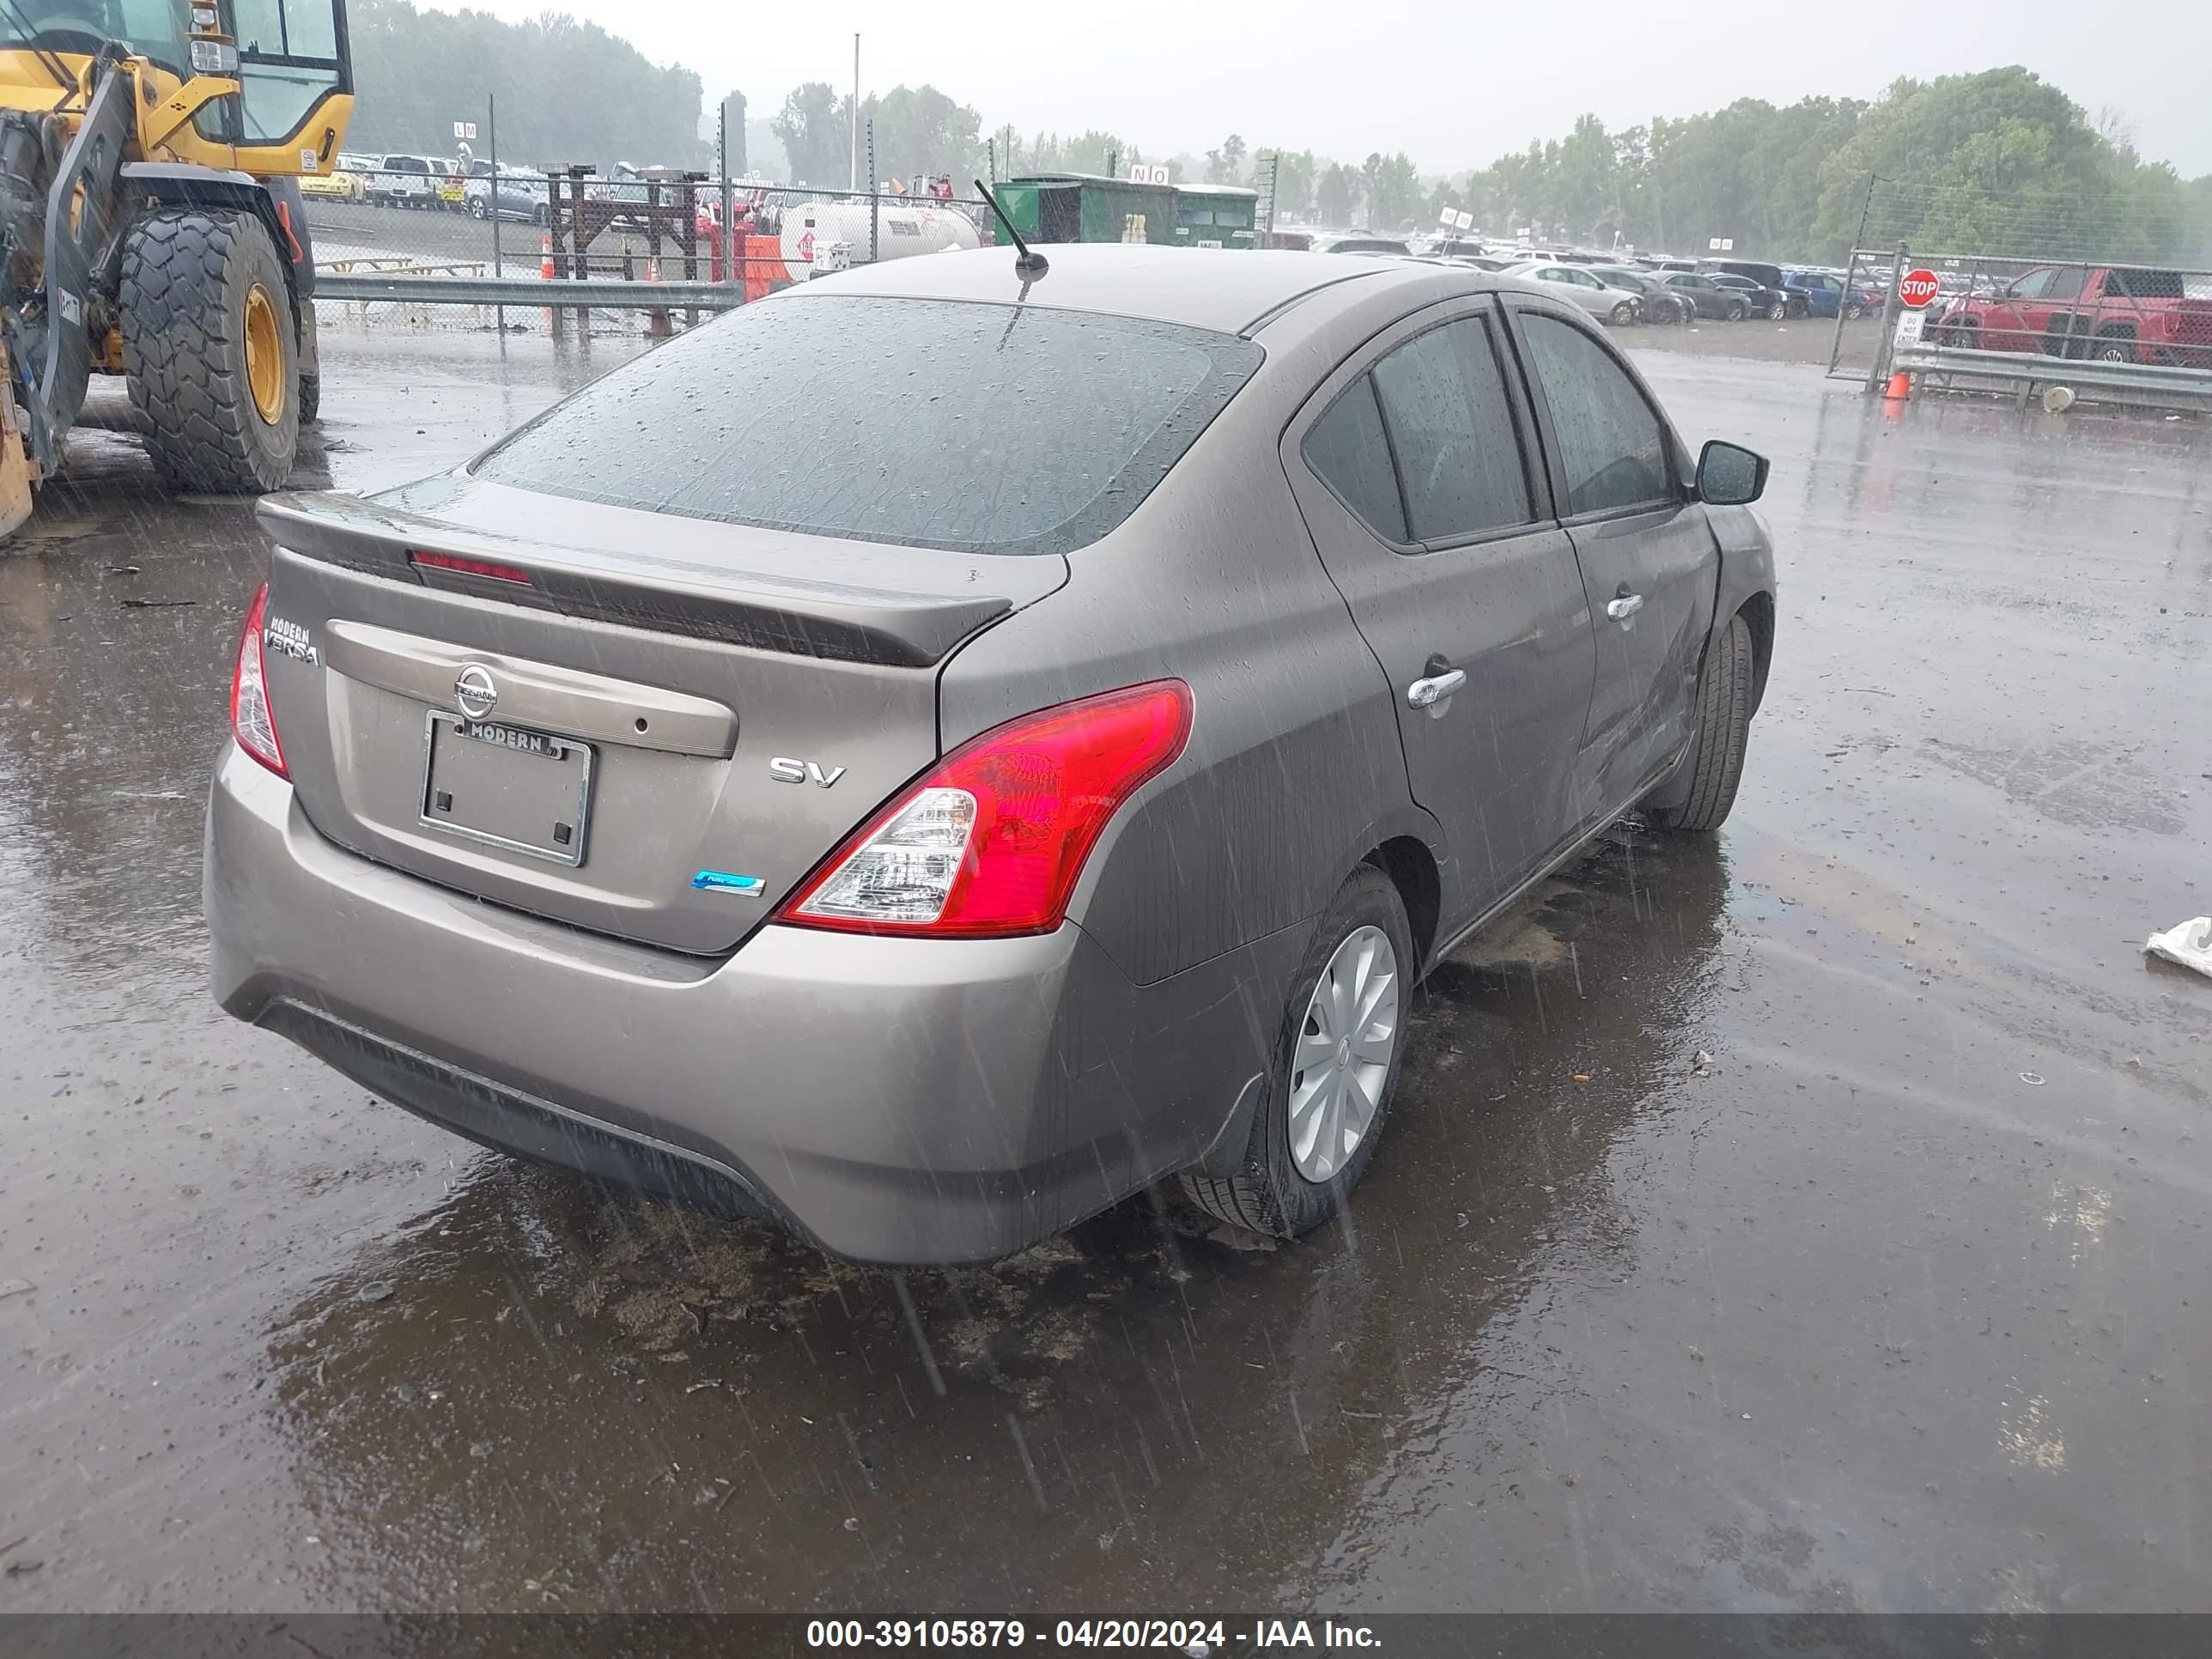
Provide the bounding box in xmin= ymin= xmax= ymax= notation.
xmin=256 ymin=477 xmax=1066 ymax=955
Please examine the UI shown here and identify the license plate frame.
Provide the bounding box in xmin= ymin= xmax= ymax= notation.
xmin=419 ymin=712 xmax=596 ymax=867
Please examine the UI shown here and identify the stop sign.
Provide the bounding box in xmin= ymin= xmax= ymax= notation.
xmin=1899 ymin=268 xmax=1941 ymax=309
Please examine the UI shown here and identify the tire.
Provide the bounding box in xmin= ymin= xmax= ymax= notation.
xmin=1767 ymin=299 xmax=1788 ymax=320
xmin=2093 ymin=333 xmax=2134 ymax=364
xmin=1610 ymin=301 xmax=1635 ymax=325
xmin=1725 ymin=300 xmax=1747 ymax=321
xmin=1845 ymin=300 xmax=1866 ymax=319
xmin=469 ymin=197 xmax=486 ymax=221
xmin=123 ymin=208 xmax=299 ymax=495
xmin=297 ymin=371 xmax=320 ymax=425
xmin=1177 ymin=866 xmax=1413 ymax=1240
xmin=1647 ymin=612 xmax=1753 ymax=834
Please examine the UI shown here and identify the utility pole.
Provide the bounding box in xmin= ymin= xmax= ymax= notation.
xmin=849 ymin=33 xmax=860 ymax=193
xmin=719 ymin=99 xmax=734 ymax=287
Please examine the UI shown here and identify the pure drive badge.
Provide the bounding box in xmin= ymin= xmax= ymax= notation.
xmin=262 ymin=614 xmax=318 ymax=665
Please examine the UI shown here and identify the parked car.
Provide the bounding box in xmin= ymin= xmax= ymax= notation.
xmin=1591 ymin=265 xmax=1692 ymax=325
xmin=1783 ymin=269 xmax=1878 ymax=319
xmin=1662 ymin=271 xmax=1750 ymax=320
xmin=1316 ymin=234 xmax=1412 ymax=256
xmin=299 ymin=161 xmax=365 ymax=204
xmin=1704 ymin=260 xmax=1808 ymax=318
xmin=205 ymin=246 xmax=1776 ymax=1266
xmin=1931 ymin=264 xmax=2212 ymax=366
xmin=465 ymin=166 xmax=550 ymax=225
xmin=1501 ymin=261 xmax=1644 ymax=324
xmin=1705 ymin=270 xmax=1799 ymax=320
xmin=368 ymin=154 xmax=436 ymax=210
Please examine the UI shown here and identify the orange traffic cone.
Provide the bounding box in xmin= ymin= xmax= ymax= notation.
xmin=1884 ymin=369 xmax=1911 ymax=401
xmin=540 ymin=231 xmax=555 ymax=280
xmin=645 ymin=255 xmax=673 ymax=337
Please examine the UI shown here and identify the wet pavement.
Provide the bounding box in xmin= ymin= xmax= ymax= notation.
xmin=2 ymin=334 xmax=2209 ymax=1614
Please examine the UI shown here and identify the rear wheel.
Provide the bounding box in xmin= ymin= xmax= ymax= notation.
xmin=123 ymin=208 xmax=299 ymax=495
xmin=1610 ymin=301 xmax=1635 ymax=325
xmin=1767 ymin=298 xmax=1788 ymax=320
xmin=1178 ymin=866 xmax=1413 ymax=1239
xmin=1725 ymin=300 xmax=1747 ymax=321
xmin=2093 ymin=331 xmax=2136 ymax=364
xmin=1647 ymin=612 xmax=1753 ymax=834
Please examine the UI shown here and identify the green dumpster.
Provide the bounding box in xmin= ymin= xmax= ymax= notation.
xmin=996 ymin=173 xmax=1183 ymax=246
xmin=1173 ymin=185 xmax=1259 ymax=248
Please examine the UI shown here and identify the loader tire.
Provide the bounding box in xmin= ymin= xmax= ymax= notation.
xmin=122 ymin=209 xmax=299 ymax=495
xmin=298 ymin=373 xmax=321 ymax=425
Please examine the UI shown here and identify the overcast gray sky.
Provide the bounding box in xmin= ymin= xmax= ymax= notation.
xmin=468 ymin=0 xmax=2210 ymax=177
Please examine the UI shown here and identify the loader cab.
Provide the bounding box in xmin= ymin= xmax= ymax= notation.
xmin=227 ymin=0 xmax=351 ymax=149
xmin=2 ymin=0 xmax=351 ymax=162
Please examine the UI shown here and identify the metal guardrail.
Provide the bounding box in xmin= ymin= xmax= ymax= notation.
xmin=315 ymin=273 xmax=744 ymax=309
xmin=1892 ymin=341 xmax=2212 ymax=410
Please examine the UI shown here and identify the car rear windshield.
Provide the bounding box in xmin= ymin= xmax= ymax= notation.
xmin=472 ymin=295 xmax=1262 ymax=556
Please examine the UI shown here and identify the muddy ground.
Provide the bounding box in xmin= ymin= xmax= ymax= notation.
xmin=2 ymin=330 xmax=2209 ymax=1615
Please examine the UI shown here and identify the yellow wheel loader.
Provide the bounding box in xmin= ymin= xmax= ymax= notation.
xmin=1 ymin=0 xmax=356 ymax=539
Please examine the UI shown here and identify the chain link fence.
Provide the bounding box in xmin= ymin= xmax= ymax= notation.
xmin=1827 ymin=247 xmax=2212 ymax=386
xmin=1818 ymin=176 xmax=2212 ymax=399
xmin=303 ymin=162 xmax=998 ymax=340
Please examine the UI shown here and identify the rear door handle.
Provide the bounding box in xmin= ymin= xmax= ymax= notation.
xmin=1407 ymin=669 xmax=1467 ymax=708
xmin=1607 ymin=593 xmax=1644 ymax=622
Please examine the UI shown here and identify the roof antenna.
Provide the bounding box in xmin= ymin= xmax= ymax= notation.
xmin=972 ymin=178 xmax=1048 ymax=279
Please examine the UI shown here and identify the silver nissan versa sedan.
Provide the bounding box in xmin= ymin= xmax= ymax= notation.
xmin=205 ymin=245 xmax=1777 ymax=1266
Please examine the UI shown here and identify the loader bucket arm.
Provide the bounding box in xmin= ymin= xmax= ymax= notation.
xmin=13 ymin=59 xmax=135 ymax=477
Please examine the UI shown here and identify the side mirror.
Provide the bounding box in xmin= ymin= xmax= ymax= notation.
xmin=1697 ymin=439 xmax=1768 ymax=506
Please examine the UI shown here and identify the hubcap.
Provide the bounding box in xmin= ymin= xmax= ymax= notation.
xmin=1287 ymin=924 xmax=1400 ymax=1183
xmin=243 ymin=283 xmax=285 ymax=425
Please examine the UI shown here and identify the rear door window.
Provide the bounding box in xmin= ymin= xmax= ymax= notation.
xmin=1517 ymin=313 xmax=1675 ymax=516
xmin=1369 ymin=317 xmax=1533 ymax=542
xmin=475 ymin=296 xmax=1260 ymax=556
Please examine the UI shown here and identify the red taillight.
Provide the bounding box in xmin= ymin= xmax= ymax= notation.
xmin=229 ymin=580 xmax=288 ymax=777
xmin=409 ymin=550 xmax=534 ymax=585
xmin=778 ymin=681 xmax=1194 ymax=939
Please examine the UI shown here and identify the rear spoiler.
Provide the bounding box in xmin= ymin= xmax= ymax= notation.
xmin=258 ymin=493 xmax=1019 ymax=669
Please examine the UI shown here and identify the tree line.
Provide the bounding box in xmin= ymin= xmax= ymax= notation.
xmin=1254 ymin=69 xmax=2208 ymax=263
xmin=341 ymin=19 xmax=2208 ymax=266
xmin=343 ymin=0 xmax=707 ymax=171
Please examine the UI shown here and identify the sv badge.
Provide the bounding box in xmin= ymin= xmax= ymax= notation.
xmin=769 ymin=756 xmax=847 ymax=788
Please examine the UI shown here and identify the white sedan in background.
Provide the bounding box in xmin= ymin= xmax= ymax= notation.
xmin=1500 ymin=261 xmax=1644 ymax=325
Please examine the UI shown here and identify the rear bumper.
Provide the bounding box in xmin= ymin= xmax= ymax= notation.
xmin=205 ymin=744 xmax=1289 ymax=1264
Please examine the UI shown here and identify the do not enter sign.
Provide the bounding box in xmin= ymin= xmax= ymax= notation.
xmin=1899 ymin=268 xmax=1940 ymax=308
